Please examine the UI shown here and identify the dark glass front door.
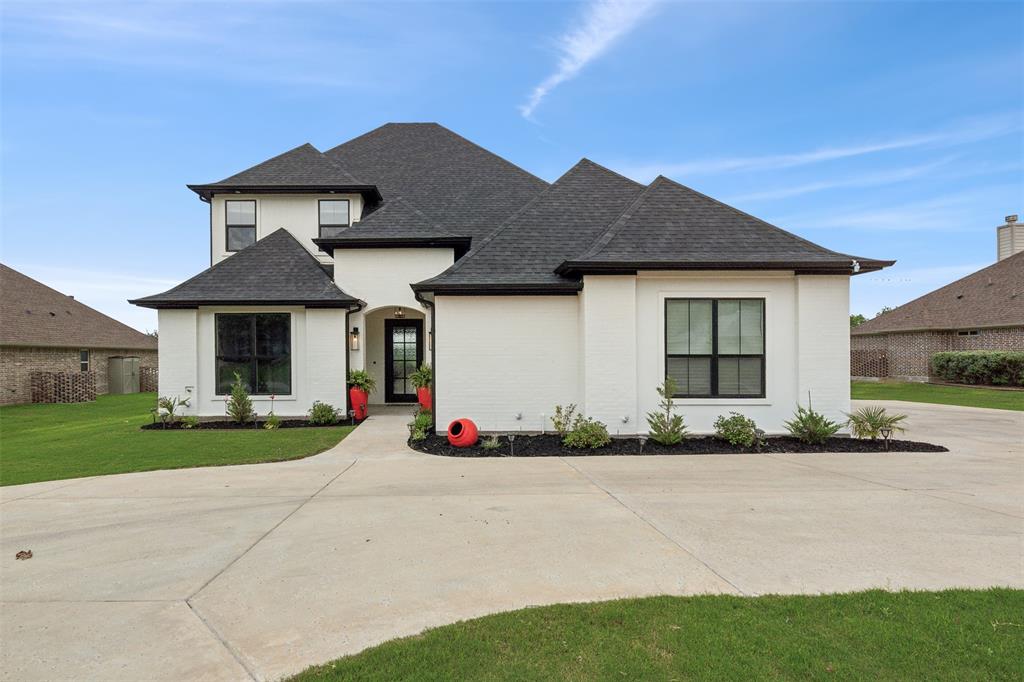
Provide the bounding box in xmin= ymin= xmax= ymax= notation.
xmin=384 ymin=319 xmax=423 ymax=403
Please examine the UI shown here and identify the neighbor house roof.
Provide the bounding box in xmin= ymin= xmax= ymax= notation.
xmin=558 ymin=176 xmax=893 ymax=276
xmin=325 ymin=123 xmax=549 ymax=243
xmin=852 ymin=251 xmax=1024 ymax=335
xmin=130 ymin=229 xmax=359 ymax=309
xmin=1 ymin=264 xmax=157 ymax=350
xmin=187 ymin=143 xmax=382 ymax=202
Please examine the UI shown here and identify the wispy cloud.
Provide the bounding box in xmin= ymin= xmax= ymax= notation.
xmin=616 ymin=112 xmax=1022 ymax=181
xmin=520 ymin=0 xmax=657 ymax=120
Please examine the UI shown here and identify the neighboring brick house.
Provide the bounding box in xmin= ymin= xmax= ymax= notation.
xmin=1 ymin=265 xmax=158 ymax=405
xmin=851 ymin=223 xmax=1024 ymax=380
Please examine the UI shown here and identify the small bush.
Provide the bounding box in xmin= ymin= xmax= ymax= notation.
xmin=181 ymin=415 xmax=200 ymax=430
xmin=931 ymin=351 xmax=1024 ymax=387
xmin=263 ymin=413 xmax=281 ymax=430
xmin=646 ymin=377 xmax=688 ymax=445
xmin=409 ymin=426 xmax=428 ymax=442
xmin=714 ymin=412 xmax=763 ymax=448
xmin=551 ymin=404 xmax=577 ymax=437
xmin=307 ymin=401 xmax=340 ymax=426
xmin=845 ymin=406 xmax=907 ymax=440
xmin=225 ymin=373 xmax=254 ymax=424
xmin=784 ymin=404 xmax=841 ymax=445
xmin=409 ymin=409 xmax=433 ymax=433
xmin=156 ymin=395 xmax=190 ymax=427
xmin=563 ymin=415 xmax=611 ymax=449
xmin=481 ymin=435 xmax=501 ymax=450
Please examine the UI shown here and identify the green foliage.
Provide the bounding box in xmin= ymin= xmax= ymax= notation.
xmin=784 ymin=404 xmax=841 ymax=444
xmin=408 ymin=409 xmax=433 ymax=442
xmin=410 ymin=364 xmax=433 ymax=389
xmin=347 ymin=369 xmax=377 ymax=393
xmin=850 ymin=313 xmax=867 ymax=328
xmin=563 ymin=415 xmax=611 ymax=449
xmin=550 ymin=404 xmax=577 ymax=437
xmin=225 ymin=373 xmax=255 ymax=424
xmin=645 ymin=377 xmax=688 ymax=445
xmin=845 ymin=406 xmax=907 ymax=440
xmin=481 ymin=435 xmax=501 ymax=450
xmin=930 ymin=351 xmax=1024 ymax=387
xmin=307 ymin=401 xmax=340 ymax=426
xmin=181 ymin=415 xmax=200 ymax=430
xmin=263 ymin=412 xmax=282 ymax=430
xmin=713 ymin=412 xmax=763 ymax=448
xmin=155 ymin=395 xmax=190 ymax=427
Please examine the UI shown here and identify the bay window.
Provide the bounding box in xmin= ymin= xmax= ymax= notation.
xmin=215 ymin=313 xmax=291 ymax=395
xmin=665 ymin=298 xmax=765 ymax=398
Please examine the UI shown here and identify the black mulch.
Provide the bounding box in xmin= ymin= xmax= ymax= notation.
xmin=410 ymin=433 xmax=948 ymax=457
xmin=141 ymin=418 xmax=356 ymax=431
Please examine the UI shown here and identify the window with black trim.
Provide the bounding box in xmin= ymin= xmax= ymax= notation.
xmin=665 ymin=298 xmax=765 ymax=398
xmin=319 ymin=199 xmax=350 ymax=238
xmin=225 ymin=200 xmax=256 ymax=251
xmin=215 ymin=313 xmax=291 ymax=395
xmin=79 ymin=349 xmax=90 ymax=372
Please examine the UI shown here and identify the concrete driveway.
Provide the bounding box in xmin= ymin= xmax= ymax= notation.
xmin=2 ymin=401 xmax=1021 ymax=681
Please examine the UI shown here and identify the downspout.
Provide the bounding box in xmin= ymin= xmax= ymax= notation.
xmin=345 ymin=299 xmax=367 ymax=419
xmin=414 ymin=289 xmax=436 ymax=431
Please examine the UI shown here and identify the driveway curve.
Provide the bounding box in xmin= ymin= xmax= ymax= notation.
xmin=1 ymin=402 xmax=1021 ymax=681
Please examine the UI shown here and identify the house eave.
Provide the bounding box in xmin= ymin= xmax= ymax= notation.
xmin=555 ymin=259 xmax=895 ymax=276
xmin=314 ymin=236 xmax=472 ymax=256
xmin=852 ymin=321 xmax=1024 ymax=336
xmin=411 ymin=282 xmax=581 ymax=296
xmin=128 ymin=298 xmax=361 ymax=310
xmin=187 ymin=184 xmax=383 ymax=204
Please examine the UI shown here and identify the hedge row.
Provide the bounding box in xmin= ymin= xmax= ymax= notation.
xmin=930 ymin=351 xmax=1024 ymax=387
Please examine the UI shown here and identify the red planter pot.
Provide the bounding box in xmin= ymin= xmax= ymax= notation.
xmin=447 ymin=418 xmax=478 ymax=448
xmin=349 ymin=386 xmax=368 ymax=421
xmin=416 ymin=387 xmax=432 ymax=412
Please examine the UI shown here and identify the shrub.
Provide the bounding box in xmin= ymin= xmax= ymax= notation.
xmin=714 ymin=412 xmax=763 ymax=448
xmin=409 ymin=426 xmax=428 ymax=442
xmin=407 ymin=409 xmax=433 ymax=442
xmin=263 ymin=413 xmax=282 ymax=430
xmin=551 ymin=404 xmax=577 ymax=437
xmin=784 ymin=404 xmax=841 ymax=445
xmin=347 ymin=369 xmax=377 ymax=393
xmin=845 ymin=406 xmax=907 ymax=440
xmin=181 ymin=415 xmax=200 ymax=430
xmin=646 ymin=377 xmax=688 ymax=445
xmin=563 ymin=415 xmax=611 ymax=449
xmin=225 ymin=373 xmax=254 ymax=424
xmin=481 ymin=435 xmax=501 ymax=450
xmin=307 ymin=401 xmax=340 ymax=426
xmin=931 ymin=351 xmax=1024 ymax=387
xmin=156 ymin=395 xmax=190 ymax=427
xmin=410 ymin=364 xmax=432 ymax=389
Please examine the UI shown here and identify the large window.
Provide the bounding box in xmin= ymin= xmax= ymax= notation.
xmin=319 ymin=199 xmax=350 ymax=238
xmin=215 ymin=313 xmax=291 ymax=395
xmin=225 ymin=200 xmax=257 ymax=251
xmin=665 ymin=298 xmax=765 ymax=398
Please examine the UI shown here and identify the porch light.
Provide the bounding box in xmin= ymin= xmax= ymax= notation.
xmin=428 ymin=331 xmax=433 ymax=350
xmin=349 ymin=327 xmax=360 ymax=351
xmin=394 ymin=307 xmax=405 ymax=319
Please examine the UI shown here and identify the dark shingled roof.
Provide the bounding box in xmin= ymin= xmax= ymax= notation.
xmin=415 ymin=159 xmax=645 ymax=293
xmin=131 ymin=229 xmax=359 ymax=309
xmin=325 ymin=123 xmax=549 ymax=242
xmin=313 ymin=197 xmax=471 ymax=254
xmin=852 ymin=251 xmax=1024 ymax=334
xmin=1 ymin=264 xmax=157 ymax=350
xmin=558 ymin=176 xmax=893 ymax=275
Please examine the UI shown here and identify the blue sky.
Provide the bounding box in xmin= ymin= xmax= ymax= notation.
xmin=2 ymin=0 xmax=1021 ymax=332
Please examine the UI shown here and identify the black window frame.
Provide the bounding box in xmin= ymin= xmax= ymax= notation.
xmin=225 ymin=200 xmax=257 ymax=252
xmin=79 ymin=349 xmax=90 ymax=372
xmin=215 ymin=313 xmax=292 ymax=396
xmin=664 ymin=297 xmax=766 ymax=399
xmin=318 ymin=199 xmax=351 ymax=239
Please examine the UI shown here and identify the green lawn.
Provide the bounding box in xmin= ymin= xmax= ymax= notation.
xmin=0 ymin=393 xmax=353 ymax=486
xmin=291 ymin=589 xmax=1023 ymax=681
xmin=852 ymin=381 xmax=1023 ymax=411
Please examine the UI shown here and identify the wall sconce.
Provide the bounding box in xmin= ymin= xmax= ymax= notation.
xmin=428 ymin=331 xmax=433 ymax=350
xmin=349 ymin=327 xmax=360 ymax=351
xmin=394 ymin=307 xmax=405 ymax=319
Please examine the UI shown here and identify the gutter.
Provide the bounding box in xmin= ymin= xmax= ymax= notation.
xmin=414 ymin=288 xmax=437 ymax=432
xmin=345 ymin=299 xmax=367 ymax=419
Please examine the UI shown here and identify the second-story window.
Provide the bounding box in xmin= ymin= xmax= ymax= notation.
xmin=226 ymin=200 xmax=257 ymax=251
xmin=319 ymin=199 xmax=350 ymax=238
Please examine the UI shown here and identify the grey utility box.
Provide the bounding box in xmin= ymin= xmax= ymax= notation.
xmin=107 ymin=356 xmax=140 ymax=394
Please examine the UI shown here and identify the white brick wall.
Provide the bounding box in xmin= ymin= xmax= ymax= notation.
xmin=305 ymin=309 xmax=349 ymax=411
xmin=796 ymin=275 xmax=851 ymax=427
xmin=158 ymin=309 xmax=199 ymax=415
xmin=581 ymin=276 xmax=638 ymax=432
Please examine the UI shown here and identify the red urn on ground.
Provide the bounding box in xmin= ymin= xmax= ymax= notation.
xmin=447 ymin=418 xmax=478 ymax=447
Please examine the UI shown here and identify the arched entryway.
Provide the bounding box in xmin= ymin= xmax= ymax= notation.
xmin=359 ymin=305 xmax=427 ymax=405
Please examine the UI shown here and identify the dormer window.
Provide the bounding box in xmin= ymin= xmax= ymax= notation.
xmin=226 ymin=200 xmax=256 ymax=251
xmin=319 ymin=199 xmax=350 ymax=238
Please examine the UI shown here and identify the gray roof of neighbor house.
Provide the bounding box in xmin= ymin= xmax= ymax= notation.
xmin=1 ymin=264 xmax=157 ymax=350
xmin=557 ymin=176 xmax=893 ymax=275
xmin=414 ymin=159 xmax=646 ymax=293
xmin=130 ymin=229 xmax=359 ymax=309
xmin=325 ymin=123 xmax=549 ymax=242
xmin=187 ymin=143 xmax=382 ymax=202
xmin=852 ymin=250 xmax=1024 ymax=334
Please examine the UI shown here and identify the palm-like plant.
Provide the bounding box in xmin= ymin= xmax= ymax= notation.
xmin=845 ymin=406 xmax=907 ymax=440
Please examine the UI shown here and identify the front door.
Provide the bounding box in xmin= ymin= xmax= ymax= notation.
xmin=384 ymin=319 xmax=423 ymax=403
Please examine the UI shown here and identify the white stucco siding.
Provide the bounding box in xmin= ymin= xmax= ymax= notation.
xmin=796 ymin=275 xmax=851 ymax=428
xmin=333 ymin=248 xmax=454 ymax=311
xmin=210 ymin=193 xmax=363 ymax=264
xmin=157 ymin=309 xmax=198 ymax=415
xmin=435 ymin=296 xmax=579 ymax=434
xmin=632 ymin=272 xmax=799 ymax=434
xmin=581 ymin=276 xmax=638 ymax=432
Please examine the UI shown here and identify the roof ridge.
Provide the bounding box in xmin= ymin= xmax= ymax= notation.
xmin=215 ymin=142 xmax=316 ymax=183
xmin=578 ymin=157 xmax=645 ymax=189
xmin=572 ymin=175 xmax=667 ymax=261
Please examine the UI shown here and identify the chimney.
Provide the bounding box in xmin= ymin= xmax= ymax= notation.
xmin=997 ymin=214 xmax=1022 ymax=261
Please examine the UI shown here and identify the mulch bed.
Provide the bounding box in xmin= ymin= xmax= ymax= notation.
xmin=141 ymin=418 xmax=356 ymax=430
xmin=410 ymin=434 xmax=948 ymax=457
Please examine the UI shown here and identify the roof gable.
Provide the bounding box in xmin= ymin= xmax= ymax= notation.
xmin=211 ymin=143 xmax=363 ymax=186
xmin=852 ymin=251 xmax=1024 ymax=334
xmin=1 ymin=265 xmax=157 ymax=350
xmin=131 ymin=229 xmax=358 ymax=309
